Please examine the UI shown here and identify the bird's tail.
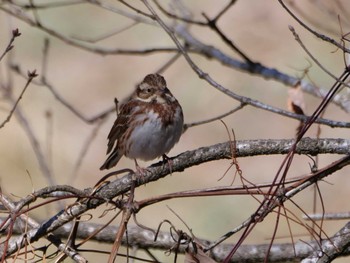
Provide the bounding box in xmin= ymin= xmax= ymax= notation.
xmin=100 ymin=150 xmax=122 ymax=170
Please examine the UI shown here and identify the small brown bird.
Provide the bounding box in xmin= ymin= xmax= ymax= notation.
xmin=100 ymin=74 xmax=184 ymax=170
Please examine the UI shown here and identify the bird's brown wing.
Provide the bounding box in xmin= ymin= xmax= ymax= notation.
xmin=105 ymin=101 xmax=134 ymax=154
xmin=100 ymin=100 xmax=136 ymax=170
xmin=107 ymin=104 xmax=127 ymax=154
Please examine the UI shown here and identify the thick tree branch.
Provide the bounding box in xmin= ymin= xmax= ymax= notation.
xmin=0 ymin=138 xmax=349 ymax=258
xmin=302 ymin=221 xmax=350 ymax=263
xmin=2 ymin=218 xmax=350 ymax=263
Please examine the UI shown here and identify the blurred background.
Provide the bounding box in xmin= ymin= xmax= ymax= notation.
xmin=0 ymin=0 xmax=350 ymax=261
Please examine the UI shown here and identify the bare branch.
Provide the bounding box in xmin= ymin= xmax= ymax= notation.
xmin=0 ymin=5 xmax=176 ymax=55
xmin=183 ymin=103 xmax=246 ymax=131
xmin=142 ymin=1 xmax=350 ymax=127
xmin=13 ymin=104 xmax=57 ymax=187
xmin=0 ymin=70 xmax=37 ymax=129
xmin=0 ymin=192 xmax=87 ymax=262
xmin=10 ymin=0 xmax=84 ymax=9
xmin=10 ymin=63 xmax=115 ymax=123
xmin=1 ymin=137 xmax=349 ymax=258
xmin=202 ymin=11 xmax=254 ymax=64
xmin=72 ymin=21 xmax=140 ymax=43
xmin=289 ymin=25 xmax=350 ymax=87
xmin=0 ymin=28 xmax=21 ymax=62
xmin=153 ymin=0 xmax=206 ymax=25
xmin=302 ymin=221 xmax=350 ymax=262
xmin=3 ymin=218 xmax=349 ymax=262
xmin=173 ymin=26 xmax=350 ymax=113
xmin=304 ymin=212 xmax=350 ymax=221
xmin=278 ymin=0 xmax=350 ymax=53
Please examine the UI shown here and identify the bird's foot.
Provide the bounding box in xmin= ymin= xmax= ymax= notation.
xmin=134 ymin=160 xmax=150 ymax=177
xmin=162 ymin=154 xmax=173 ymax=174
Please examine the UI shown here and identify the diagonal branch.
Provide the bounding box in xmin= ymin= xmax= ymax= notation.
xmin=278 ymin=0 xmax=350 ymax=53
xmin=173 ymin=26 xmax=350 ymax=113
xmin=0 ymin=70 xmax=37 ymax=128
xmin=0 ymin=28 xmax=21 ymax=62
xmin=302 ymin=221 xmax=350 ymax=262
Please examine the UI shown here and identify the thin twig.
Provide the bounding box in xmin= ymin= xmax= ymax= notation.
xmin=156 ymin=52 xmax=182 ymax=74
xmin=12 ymin=0 xmax=84 ymax=9
xmin=153 ymin=0 xmax=206 ymax=25
xmin=0 ymin=28 xmax=21 ymax=62
xmin=10 ymin=63 xmax=115 ymax=123
xmin=69 ymin=118 xmax=107 ymax=184
xmin=0 ymin=70 xmax=37 ymax=129
xmin=278 ymin=0 xmax=350 ymax=53
xmin=0 ymin=5 xmax=177 ymax=55
xmin=0 ymin=192 xmax=87 ymax=262
xmin=202 ymin=11 xmax=254 ymax=64
xmin=108 ymin=175 xmax=136 ymax=262
xmin=183 ymin=103 xmax=246 ymax=131
xmin=71 ymin=21 xmax=139 ymax=43
xmin=289 ymin=25 xmax=350 ymax=88
xmin=28 ymin=0 xmax=42 ymax=25
xmin=118 ymin=0 xmax=155 ymax=19
xmin=213 ymin=0 xmax=237 ymax=21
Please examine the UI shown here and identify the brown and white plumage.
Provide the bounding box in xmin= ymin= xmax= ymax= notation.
xmin=100 ymin=74 xmax=183 ymax=170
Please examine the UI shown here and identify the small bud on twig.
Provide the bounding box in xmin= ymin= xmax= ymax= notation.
xmin=12 ymin=28 xmax=21 ymax=38
xmin=28 ymin=70 xmax=38 ymax=78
